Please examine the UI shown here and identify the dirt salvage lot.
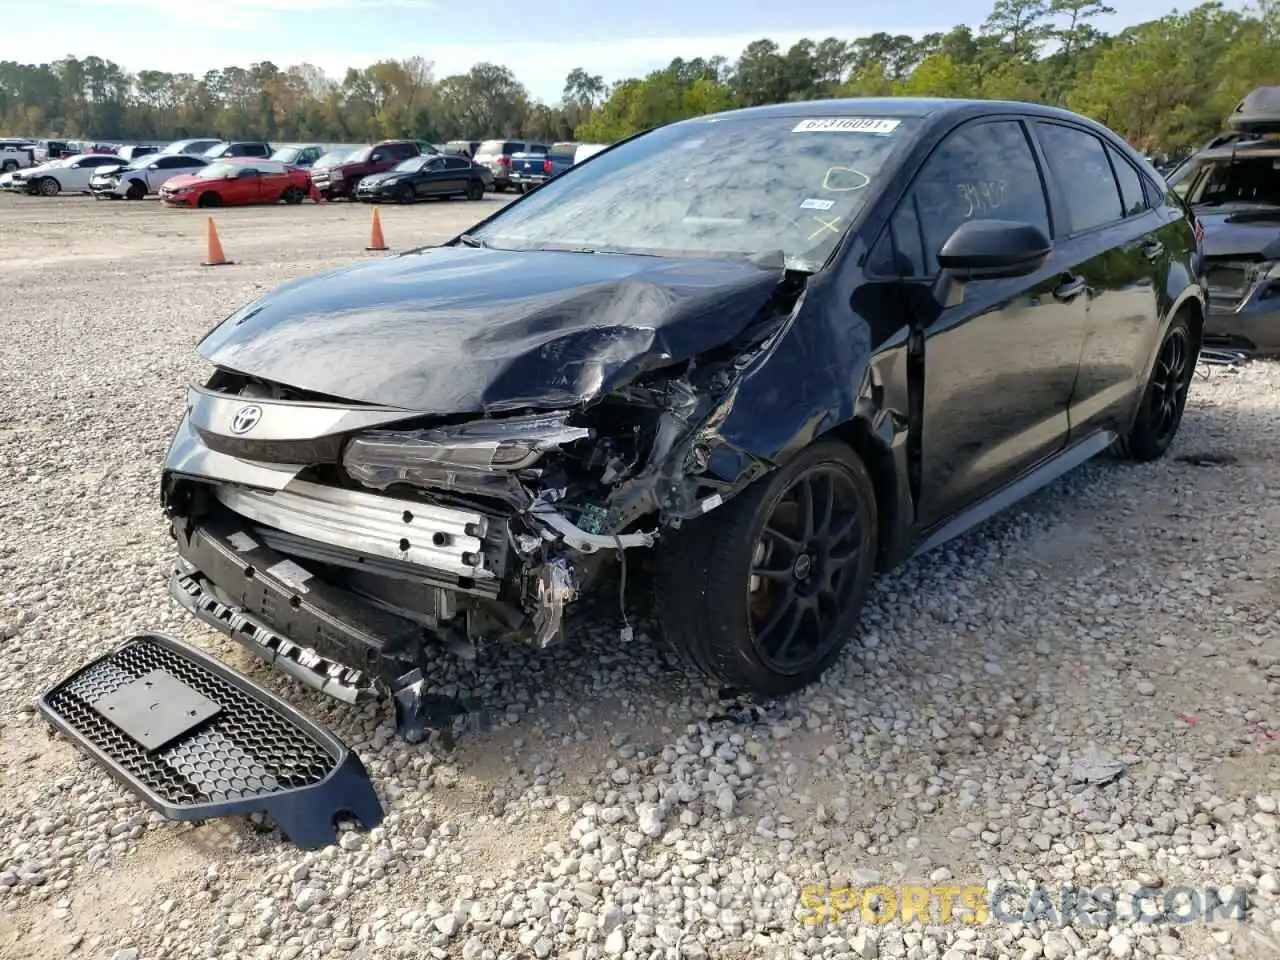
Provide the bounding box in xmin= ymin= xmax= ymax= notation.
xmin=0 ymin=193 xmax=1278 ymax=960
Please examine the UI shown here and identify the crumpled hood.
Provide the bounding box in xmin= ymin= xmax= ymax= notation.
xmin=1196 ymin=206 xmax=1280 ymax=259
xmin=197 ymin=245 xmax=784 ymax=413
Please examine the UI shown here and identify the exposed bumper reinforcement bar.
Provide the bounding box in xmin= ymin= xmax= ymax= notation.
xmin=169 ymin=564 xmax=367 ymax=704
xmin=39 ymin=633 xmax=384 ymax=850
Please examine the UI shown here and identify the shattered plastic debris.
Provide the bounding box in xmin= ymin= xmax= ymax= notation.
xmin=530 ymin=558 xmax=577 ymax=648
xmin=1069 ymin=747 xmax=1126 ymax=785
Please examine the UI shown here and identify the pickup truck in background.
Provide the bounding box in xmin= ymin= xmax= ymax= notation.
xmin=509 ymin=141 xmax=577 ymax=193
xmin=310 ymin=139 xmax=424 ymax=200
xmin=0 ymin=139 xmax=35 ymax=173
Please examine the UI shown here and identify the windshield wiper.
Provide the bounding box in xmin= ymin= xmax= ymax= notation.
xmin=457 ymin=233 xmax=488 ymax=248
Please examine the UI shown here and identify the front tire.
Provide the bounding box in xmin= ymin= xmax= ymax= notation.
xmin=281 ymin=186 xmax=305 ymax=204
xmin=396 ymin=182 xmax=415 ymax=204
xmin=655 ymin=440 xmax=878 ymax=697
xmin=466 ymin=179 xmax=484 ymax=201
xmin=39 ymin=177 xmax=60 ymax=196
xmin=125 ymin=179 xmax=146 ymax=200
xmin=1113 ymin=311 xmax=1195 ymax=462
xmin=197 ymin=191 xmax=222 ymax=208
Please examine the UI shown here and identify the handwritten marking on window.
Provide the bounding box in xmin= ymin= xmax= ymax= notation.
xmin=955 ymin=180 xmax=1008 ymax=218
xmin=822 ymin=167 xmax=871 ymax=192
xmin=807 ymin=215 xmax=843 ymax=240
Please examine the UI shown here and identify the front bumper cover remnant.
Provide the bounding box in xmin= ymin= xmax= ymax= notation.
xmin=39 ymin=633 xmax=384 ymax=850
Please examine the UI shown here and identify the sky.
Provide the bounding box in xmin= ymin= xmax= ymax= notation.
xmin=0 ymin=0 xmax=1243 ymax=104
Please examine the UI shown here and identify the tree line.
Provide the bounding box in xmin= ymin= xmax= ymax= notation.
xmin=0 ymin=0 xmax=1276 ymax=154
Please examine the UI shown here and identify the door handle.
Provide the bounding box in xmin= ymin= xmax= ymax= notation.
xmin=1053 ymin=274 xmax=1087 ymax=301
xmin=1142 ymin=239 xmax=1164 ymax=260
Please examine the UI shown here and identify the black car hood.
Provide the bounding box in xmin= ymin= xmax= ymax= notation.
xmin=1195 ymin=205 xmax=1280 ymax=259
xmin=197 ymin=245 xmax=784 ymax=414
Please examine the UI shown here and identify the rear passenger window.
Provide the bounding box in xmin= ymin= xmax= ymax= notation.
xmin=891 ymin=119 xmax=1050 ymax=278
xmin=1035 ymin=123 xmax=1122 ymax=232
xmin=1143 ymin=177 xmax=1166 ymax=208
xmin=1107 ymin=145 xmax=1147 ymax=216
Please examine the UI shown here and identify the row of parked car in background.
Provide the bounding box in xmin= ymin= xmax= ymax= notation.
xmin=0 ymin=134 xmax=611 ymax=207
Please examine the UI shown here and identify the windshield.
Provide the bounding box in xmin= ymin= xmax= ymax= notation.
xmin=272 ymin=147 xmax=301 ymax=163
xmin=1170 ymin=154 xmax=1280 ymax=207
xmin=347 ymin=145 xmax=375 ymax=163
xmin=312 ymin=149 xmax=350 ymax=169
xmin=196 ymin=162 xmax=239 ymax=179
xmin=471 ymin=114 xmax=916 ymax=270
xmin=392 ymin=156 xmax=429 ymax=173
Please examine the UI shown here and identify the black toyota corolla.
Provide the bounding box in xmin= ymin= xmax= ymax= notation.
xmin=152 ymin=97 xmax=1205 ymax=741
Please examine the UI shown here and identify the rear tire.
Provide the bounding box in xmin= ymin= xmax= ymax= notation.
xmin=1112 ymin=311 xmax=1196 ymax=462
xmin=654 ymin=440 xmax=878 ymax=697
xmin=1 ymin=161 xmax=16 ymax=173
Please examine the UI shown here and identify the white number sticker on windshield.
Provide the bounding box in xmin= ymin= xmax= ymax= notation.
xmin=792 ymin=118 xmax=901 ymax=135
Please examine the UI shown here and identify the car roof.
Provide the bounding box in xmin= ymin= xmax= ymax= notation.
xmin=1195 ymin=141 xmax=1280 ymax=159
xmin=697 ymin=96 xmax=1109 ymax=125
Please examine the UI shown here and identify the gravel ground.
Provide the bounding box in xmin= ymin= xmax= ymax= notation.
xmin=0 ymin=193 xmax=1277 ymax=960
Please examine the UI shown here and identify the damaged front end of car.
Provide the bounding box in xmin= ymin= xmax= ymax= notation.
xmin=160 ymin=267 xmax=808 ymax=746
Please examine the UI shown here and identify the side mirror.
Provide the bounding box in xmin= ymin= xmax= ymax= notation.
xmin=932 ymin=219 xmax=1052 ymax=307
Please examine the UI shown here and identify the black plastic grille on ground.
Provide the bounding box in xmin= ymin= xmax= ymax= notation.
xmin=40 ymin=633 xmax=384 ymax=849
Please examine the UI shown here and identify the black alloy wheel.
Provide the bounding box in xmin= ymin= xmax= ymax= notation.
xmin=1149 ymin=323 xmax=1192 ymax=442
xmin=655 ymin=440 xmax=878 ymax=697
xmin=1113 ymin=311 xmax=1196 ymax=462
xmin=747 ymin=465 xmax=868 ymax=675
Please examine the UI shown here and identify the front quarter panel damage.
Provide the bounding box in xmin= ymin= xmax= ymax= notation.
xmin=604 ymin=266 xmax=910 ymax=544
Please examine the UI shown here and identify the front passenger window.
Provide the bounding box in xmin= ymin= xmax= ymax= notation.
xmin=887 ymin=120 xmax=1050 ymax=278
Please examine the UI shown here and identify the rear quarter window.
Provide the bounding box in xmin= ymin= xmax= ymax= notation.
xmin=1106 ymin=145 xmax=1149 ymax=216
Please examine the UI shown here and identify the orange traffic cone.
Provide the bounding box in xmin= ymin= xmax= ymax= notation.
xmin=202 ymin=217 xmax=231 ymax=266
xmin=366 ymin=208 xmax=388 ymax=252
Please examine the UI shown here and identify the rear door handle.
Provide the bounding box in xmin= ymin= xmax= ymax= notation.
xmin=1142 ymin=239 xmax=1164 ymax=260
xmin=1053 ymin=274 xmax=1087 ymax=301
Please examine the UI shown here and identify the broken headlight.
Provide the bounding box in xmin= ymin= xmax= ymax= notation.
xmin=343 ymin=412 xmax=592 ymax=486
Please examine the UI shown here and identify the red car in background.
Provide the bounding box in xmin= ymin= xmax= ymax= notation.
xmin=159 ymin=157 xmax=313 ymax=208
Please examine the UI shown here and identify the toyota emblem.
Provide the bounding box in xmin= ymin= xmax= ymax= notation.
xmin=229 ymin=404 xmax=263 ymax=435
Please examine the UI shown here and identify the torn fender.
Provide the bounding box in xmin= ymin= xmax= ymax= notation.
xmin=625 ymin=267 xmax=914 ymax=527
xmin=196 ymin=246 xmax=787 ymax=415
